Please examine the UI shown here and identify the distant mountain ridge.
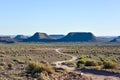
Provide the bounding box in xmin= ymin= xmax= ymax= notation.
xmin=1 ymin=32 xmax=119 ymax=43
xmin=23 ymin=32 xmax=97 ymax=42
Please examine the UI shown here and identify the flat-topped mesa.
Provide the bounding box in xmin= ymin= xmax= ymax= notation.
xmin=58 ymin=32 xmax=97 ymax=42
xmin=25 ymin=32 xmax=53 ymax=42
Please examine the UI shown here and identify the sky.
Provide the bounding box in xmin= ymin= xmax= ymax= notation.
xmin=0 ymin=0 xmax=120 ymax=36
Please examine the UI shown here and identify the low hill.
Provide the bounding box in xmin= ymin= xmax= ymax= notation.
xmin=24 ymin=32 xmax=53 ymax=42
xmin=49 ymin=35 xmax=65 ymax=39
xmin=0 ymin=36 xmax=16 ymax=43
xmin=14 ymin=35 xmax=28 ymax=41
xmin=57 ymin=32 xmax=97 ymax=42
xmin=97 ymin=36 xmax=116 ymax=42
xmin=110 ymin=36 xmax=120 ymax=42
xmin=110 ymin=38 xmax=118 ymax=42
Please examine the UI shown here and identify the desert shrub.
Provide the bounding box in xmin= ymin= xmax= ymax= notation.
xmin=88 ymin=55 xmax=92 ymax=58
xmin=112 ymin=58 xmax=117 ymax=62
xmin=79 ymin=55 xmax=86 ymax=59
xmin=97 ymin=61 xmax=103 ymax=66
xmin=0 ymin=66 xmax=3 ymax=71
xmin=26 ymin=62 xmax=55 ymax=77
xmin=29 ymin=58 xmax=32 ymax=61
xmin=103 ymin=61 xmax=117 ymax=69
xmin=13 ymin=59 xmax=19 ymax=62
xmin=8 ymin=63 xmax=14 ymax=69
xmin=77 ymin=59 xmax=86 ymax=68
xmin=85 ymin=60 xmax=98 ymax=66
xmin=13 ymin=59 xmax=25 ymax=64
xmin=0 ymin=54 xmax=4 ymax=57
xmin=0 ymin=62 xmax=6 ymax=66
xmin=0 ymin=77 xmax=2 ymax=80
xmin=78 ymin=59 xmax=86 ymax=64
xmin=40 ymin=60 xmax=48 ymax=64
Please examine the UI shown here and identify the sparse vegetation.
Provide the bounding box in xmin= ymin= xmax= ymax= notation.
xmin=103 ymin=61 xmax=117 ymax=69
xmin=85 ymin=60 xmax=99 ymax=66
xmin=62 ymin=45 xmax=120 ymax=73
xmin=0 ymin=66 xmax=3 ymax=71
xmin=0 ymin=62 xmax=6 ymax=66
xmin=0 ymin=44 xmax=120 ymax=79
xmin=8 ymin=63 xmax=14 ymax=69
xmin=26 ymin=62 xmax=55 ymax=77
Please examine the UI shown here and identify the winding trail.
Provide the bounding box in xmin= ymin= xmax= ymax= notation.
xmin=53 ymin=48 xmax=120 ymax=80
xmin=53 ymin=48 xmax=77 ymax=71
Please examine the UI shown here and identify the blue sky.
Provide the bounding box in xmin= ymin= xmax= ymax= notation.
xmin=0 ymin=0 xmax=120 ymax=36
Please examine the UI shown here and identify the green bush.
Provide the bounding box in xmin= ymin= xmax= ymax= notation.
xmin=0 ymin=62 xmax=6 ymax=66
xmin=26 ymin=62 xmax=55 ymax=77
xmin=77 ymin=59 xmax=86 ymax=68
xmin=78 ymin=59 xmax=86 ymax=64
xmin=0 ymin=77 xmax=2 ymax=80
xmin=0 ymin=66 xmax=3 ymax=71
xmin=8 ymin=63 xmax=14 ymax=69
xmin=85 ymin=60 xmax=98 ymax=66
xmin=97 ymin=61 xmax=103 ymax=66
xmin=103 ymin=61 xmax=117 ymax=69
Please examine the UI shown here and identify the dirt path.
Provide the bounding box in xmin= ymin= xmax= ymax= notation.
xmin=53 ymin=48 xmax=77 ymax=71
xmin=54 ymin=48 xmax=120 ymax=80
